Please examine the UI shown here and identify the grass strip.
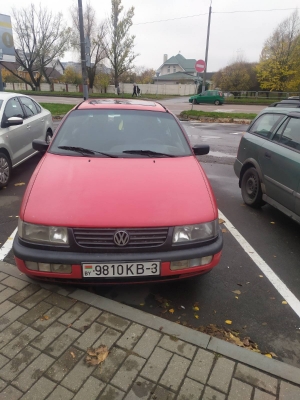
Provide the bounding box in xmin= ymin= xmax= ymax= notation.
xmin=180 ymin=110 xmax=257 ymax=120
xmin=40 ymin=103 xmax=76 ymax=115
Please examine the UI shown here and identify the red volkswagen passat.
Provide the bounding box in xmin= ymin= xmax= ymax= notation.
xmin=13 ymin=99 xmax=222 ymax=284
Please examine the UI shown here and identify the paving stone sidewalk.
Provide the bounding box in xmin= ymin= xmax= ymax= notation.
xmin=0 ymin=261 xmax=300 ymax=400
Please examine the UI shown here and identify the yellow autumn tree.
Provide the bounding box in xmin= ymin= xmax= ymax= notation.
xmin=61 ymin=67 xmax=82 ymax=85
xmin=94 ymin=72 xmax=111 ymax=93
xmin=256 ymin=11 xmax=300 ymax=91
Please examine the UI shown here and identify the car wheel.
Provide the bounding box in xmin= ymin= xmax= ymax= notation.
xmin=214 ymin=100 xmax=220 ymax=105
xmin=46 ymin=130 xmax=53 ymax=144
xmin=241 ymin=167 xmax=264 ymax=208
xmin=0 ymin=152 xmax=12 ymax=189
xmin=193 ymin=99 xmax=198 ymax=105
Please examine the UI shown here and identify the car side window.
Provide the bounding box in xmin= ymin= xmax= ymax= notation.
xmin=1 ymin=98 xmax=25 ymax=127
xmin=277 ymin=118 xmax=300 ymax=150
xmin=249 ymin=114 xmax=283 ymax=139
xmin=19 ymin=97 xmax=38 ymax=118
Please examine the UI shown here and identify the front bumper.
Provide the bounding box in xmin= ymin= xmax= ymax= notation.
xmin=13 ymin=231 xmax=223 ymax=283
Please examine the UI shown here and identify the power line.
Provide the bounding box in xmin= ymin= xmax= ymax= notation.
xmin=133 ymin=7 xmax=300 ymax=26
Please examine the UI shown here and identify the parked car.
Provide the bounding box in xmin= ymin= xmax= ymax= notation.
xmin=234 ymin=107 xmax=300 ymax=223
xmin=189 ymin=90 xmax=224 ymax=105
xmin=0 ymin=92 xmax=53 ymax=188
xmin=269 ymin=99 xmax=300 ymax=108
xmin=13 ymin=99 xmax=223 ymax=283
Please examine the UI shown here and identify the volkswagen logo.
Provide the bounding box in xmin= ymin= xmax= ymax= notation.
xmin=114 ymin=230 xmax=130 ymax=246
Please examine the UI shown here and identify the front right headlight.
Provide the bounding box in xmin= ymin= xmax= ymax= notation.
xmin=18 ymin=219 xmax=68 ymax=245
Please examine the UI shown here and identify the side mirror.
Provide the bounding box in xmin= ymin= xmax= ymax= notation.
xmin=193 ymin=144 xmax=210 ymax=156
xmin=6 ymin=117 xmax=23 ymax=127
xmin=32 ymin=139 xmax=49 ymax=153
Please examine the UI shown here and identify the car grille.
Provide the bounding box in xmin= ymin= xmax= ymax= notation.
xmin=72 ymin=227 xmax=169 ymax=249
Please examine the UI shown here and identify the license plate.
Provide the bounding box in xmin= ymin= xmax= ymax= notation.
xmin=82 ymin=262 xmax=160 ymax=278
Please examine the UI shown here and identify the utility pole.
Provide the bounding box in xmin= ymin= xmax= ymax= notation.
xmin=202 ymin=2 xmax=212 ymax=93
xmin=78 ymin=0 xmax=89 ymax=100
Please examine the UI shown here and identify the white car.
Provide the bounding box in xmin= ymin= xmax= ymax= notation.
xmin=0 ymin=92 xmax=53 ymax=188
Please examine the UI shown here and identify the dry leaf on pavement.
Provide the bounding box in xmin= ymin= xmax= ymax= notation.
xmin=219 ymin=218 xmax=225 ymax=224
xmin=14 ymin=182 xmax=26 ymax=186
xmin=232 ymin=290 xmax=241 ymax=295
xmin=40 ymin=315 xmax=49 ymax=321
xmin=282 ymin=301 xmax=288 ymax=305
xmin=169 ymin=309 xmax=175 ymax=314
xmin=225 ymin=320 xmax=232 ymax=325
xmin=85 ymin=345 xmax=109 ymax=366
xmin=70 ymin=352 xmax=76 ymax=359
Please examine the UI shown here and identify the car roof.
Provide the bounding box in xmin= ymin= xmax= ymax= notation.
xmin=0 ymin=92 xmax=32 ymax=101
xmin=260 ymin=107 xmax=300 ymax=116
xmin=77 ymin=99 xmax=167 ymax=113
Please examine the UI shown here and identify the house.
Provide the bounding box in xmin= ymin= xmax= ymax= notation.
xmin=0 ymin=51 xmax=65 ymax=83
xmin=155 ymin=53 xmax=215 ymax=87
xmin=61 ymin=61 xmax=111 ymax=75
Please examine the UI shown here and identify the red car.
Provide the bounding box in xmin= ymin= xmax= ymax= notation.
xmin=13 ymin=99 xmax=222 ymax=283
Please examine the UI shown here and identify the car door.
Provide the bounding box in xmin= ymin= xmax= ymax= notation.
xmin=18 ymin=96 xmax=45 ymax=144
xmin=200 ymin=91 xmax=209 ymax=104
xmin=0 ymin=97 xmax=29 ymax=165
xmin=259 ymin=115 xmax=300 ymax=214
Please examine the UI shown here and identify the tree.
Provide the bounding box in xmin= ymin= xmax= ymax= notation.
xmin=256 ymin=11 xmax=300 ymax=91
xmin=0 ymin=4 xmax=71 ymax=90
xmin=1 ymin=69 xmax=22 ymax=83
xmin=94 ymin=72 xmax=111 ymax=93
xmin=213 ymin=59 xmax=259 ymax=96
xmin=61 ymin=67 xmax=82 ymax=85
xmin=105 ymin=0 xmax=138 ymax=90
xmin=135 ymin=67 xmax=155 ymax=84
xmin=70 ymin=2 xmax=107 ymax=90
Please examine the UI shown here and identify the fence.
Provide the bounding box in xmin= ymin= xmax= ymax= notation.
xmin=5 ymin=82 xmax=197 ymax=96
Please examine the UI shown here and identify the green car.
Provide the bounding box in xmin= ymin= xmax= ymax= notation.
xmin=189 ymin=90 xmax=224 ymax=105
xmin=234 ymin=107 xmax=300 ymax=223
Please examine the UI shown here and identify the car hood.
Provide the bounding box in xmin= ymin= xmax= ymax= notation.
xmin=21 ymin=153 xmax=217 ymax=227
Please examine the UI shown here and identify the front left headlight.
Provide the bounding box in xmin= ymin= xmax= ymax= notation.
xmin=18 ymin=219 xmax=68 ymax=245
xmin=173 ymin=220 xmax=218 ymax=243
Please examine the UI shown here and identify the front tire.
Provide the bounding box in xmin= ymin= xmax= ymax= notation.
xmin=214 ymin=100 xmax=220 ymax=105
xmin=241 ymin=167 xmax=264 ymax=208
xmin=0 ymin=152 xmax=12 ymax=189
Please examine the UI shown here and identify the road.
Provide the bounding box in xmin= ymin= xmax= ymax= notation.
xmin=30 ymin=95 xmax=266 ymax=116
xmin=1 ymin=103 xmax=299 ymax=368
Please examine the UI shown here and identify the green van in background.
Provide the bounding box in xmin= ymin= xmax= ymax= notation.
xmin=189 ymin=90 xmax=224 ymax=105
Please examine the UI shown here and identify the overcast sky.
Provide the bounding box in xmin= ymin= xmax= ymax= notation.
xmin=1 ymin=0 xmax=300 ymax=72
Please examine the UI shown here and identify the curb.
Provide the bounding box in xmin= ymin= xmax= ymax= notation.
xmin=1 ymin=260 xmax=300 ymax=387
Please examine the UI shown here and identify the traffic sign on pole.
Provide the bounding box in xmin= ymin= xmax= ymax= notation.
xmin=195 ymin=59 xmax=206 ymax=73
xmin=0 ymin=14 xmax=15 ymax=62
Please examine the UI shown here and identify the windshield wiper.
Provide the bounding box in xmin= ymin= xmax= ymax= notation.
xmin=122 ymin=150 xmax=175 ymax=157
xmin=57 ymin=146 xmax=118 ymax=158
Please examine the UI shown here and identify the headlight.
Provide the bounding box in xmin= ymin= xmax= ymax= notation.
xmin=173 ymin=220 xmax=218 ymax=243
xmin=18 ymin=219 xmax=68 ymax=244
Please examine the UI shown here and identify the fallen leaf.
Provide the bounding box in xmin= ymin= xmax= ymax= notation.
xmin=193 ymin=306 xmax=200 ymax=311
xmin=169 ymin=308 xmax=175 ymax=314
xmin=194 ymin=314 xmax=199 ymax=319
xmin=232 ymin=290 xmax=241 ymax=295
xmin=237 ymin=283 xmax=243 ymax=286
xmin=282 ymin=301 xmax=288 ymax=305
xmin=180 ymin=305 xmax=185 ymax=309
xmin=86 ymin=345 xmax=109 ymax=366
xmin=270 ymin=352 xmax=278 ymax=358
xmin=221 ymin=228 xmax=227 ymax=233
xmin=270 ymin=222 xmax=275 ymax=224
xmin=246 ymin=282 xmax=250 ymax=284
xmin=225 ymin=320 xmax=232 ymax=325
xmin=219 ymin=218 xmax=225 ymax=224
xmin=159 ymin=326 xmax=163 ymax=331
xmin=14 ymin=182 xmax=26 ymax=186
xmin=40 ymin=315 xmax=49 ymax=321
xmin=70 ymin=352 xmax=76 ymax=359
xmin=259 ymin=275 xmax=264 ymax=278
xmin=67 ymin=323 xmax=72 ymax=328
xmin=262 ymin=322 xmax=267 ymax=326
xmin=139 ymin=303 xmax=145 ymax=306
xmin=270 ymin=297 xmax=275 ymax=300
xmin=235 ymin=296 xmax=239 ymax=299
xmin=243 ymin=337 xmax=250 ymax=346
xmin=264 ymin=353 xmax=272 ymax=358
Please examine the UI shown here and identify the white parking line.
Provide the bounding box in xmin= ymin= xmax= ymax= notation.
xmin=219 ymin=210 xmax=300 ymax=319
xmin=0 ymin=228 xmax=17 ymax=261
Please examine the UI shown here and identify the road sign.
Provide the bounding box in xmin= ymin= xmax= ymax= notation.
xmin=0 ymin=14 xmax=15 ymax=62
xmin=195 ymin=59 xmax=206 ymax=73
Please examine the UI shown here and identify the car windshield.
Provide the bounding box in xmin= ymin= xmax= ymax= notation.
xmin=50 ymin=109 xmax=192 ymax=157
